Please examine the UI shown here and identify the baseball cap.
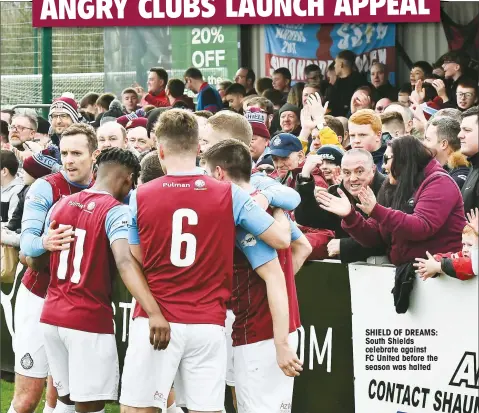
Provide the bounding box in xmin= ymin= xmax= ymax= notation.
xmin=269 ymin=133 xmax=302 ymax=157
xmin=316 ymin=145 xmax=344 ymax=166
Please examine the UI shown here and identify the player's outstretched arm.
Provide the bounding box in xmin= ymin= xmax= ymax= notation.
xmin=233 ymin=184 xmax=290 ymax=249
xmin=251 ymin=174 xmax=301 ymax=211
xmin=256 ymin=258 xmax=303 ymax=377
xmin=111 ymin=239 xmax=170 ymax=350
xmin=291 ymin=234 xmax=312 ymax=275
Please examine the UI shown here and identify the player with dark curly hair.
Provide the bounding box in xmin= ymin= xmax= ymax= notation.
xmin=36 ymin=147 xmax=169 ymax=413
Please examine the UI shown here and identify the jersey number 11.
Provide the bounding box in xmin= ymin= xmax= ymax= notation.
xmin=56 ymin=226 xmax=86 ymax=284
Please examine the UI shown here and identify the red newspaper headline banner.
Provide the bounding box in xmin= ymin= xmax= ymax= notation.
xmin=32 ymin=0 xmax=440 ymax=27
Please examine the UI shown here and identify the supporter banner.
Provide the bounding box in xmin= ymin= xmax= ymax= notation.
xmin=349 ymin=264 xmax=479 ymax=413
xmin=265 ymin=23 xmax=396 ymax=85
xmin=441 ymin=7 xmax=479 ymax=63
xmin=32 ymin=0 xmax=440 ymax=27
xmin=171 ymin=26 xmax=240 ymax=87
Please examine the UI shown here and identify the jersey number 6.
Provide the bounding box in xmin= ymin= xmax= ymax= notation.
xmin=171 ymin=209 xmax=198 ymax=267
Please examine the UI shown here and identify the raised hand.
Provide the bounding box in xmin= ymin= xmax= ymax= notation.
xmin=411 ymin=79 xmax=425 ymax=104
xmin=300 ymin=105 xmax=316 ymax=133
xmin=316 ymin=188 xmax=352 ymax=217
xmin=414 ymin=251 xmax=442 ymax=280
xmin=307 ymin=92 xmax=329 ymax=127
xmin=467 ymin=208 xmax=479 ymax=236
xmin=357 ymin=186 xmax=377 ymax=216
xmin=42 ymin=220 xmax=74 ymax=252
xmin=301 ymin=154 xmax=323 ymax=178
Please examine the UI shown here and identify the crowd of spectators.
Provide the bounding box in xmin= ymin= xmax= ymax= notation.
xmin=2 ymin=49 xmax=479 ymax=285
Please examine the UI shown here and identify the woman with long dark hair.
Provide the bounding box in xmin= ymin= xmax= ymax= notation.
xmin=317 ymin=136 xmax=466 ymax=265
xmin=287 ymin=82 xmax=306 ymax=109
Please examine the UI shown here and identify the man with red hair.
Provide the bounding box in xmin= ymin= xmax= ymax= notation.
xmin=348 ymin=109 xmax=386 ymax=171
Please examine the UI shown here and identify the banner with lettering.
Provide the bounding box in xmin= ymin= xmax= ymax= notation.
xmin=349 ymin=264 xmax=479 ymax=413
xmin=265 ymin=23 xmax=396 ymax=85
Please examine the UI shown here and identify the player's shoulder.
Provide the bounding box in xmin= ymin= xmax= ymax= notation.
xmin=82 ymin=190 xmax=121 ymax=208
xmin=137 ymin=176 xmax=167 ymax=195
xmin=42 ymin=171 xmax=65 ymax=185
xmin=60 ymin=190 xmax=120 ymax=214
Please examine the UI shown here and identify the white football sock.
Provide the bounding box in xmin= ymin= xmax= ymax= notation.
xmin=53 ymin=400 xmax=75 ymax=413
xmin=76 ymin=410 xmax=104 ymax=413
xmin=166 ymin=402 xmax=177 ymax=413
xmin=43 ymin=404 xmax=55 ymax=413
xmin=7 ymin=403 xmax=18 ymax=413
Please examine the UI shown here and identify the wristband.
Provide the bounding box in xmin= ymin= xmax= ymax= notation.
xmin=297 ymin=174 xmax=313 ymax=184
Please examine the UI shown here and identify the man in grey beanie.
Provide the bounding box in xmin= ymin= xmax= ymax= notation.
xmin=278 ymin=103 xmax=301 ymax=136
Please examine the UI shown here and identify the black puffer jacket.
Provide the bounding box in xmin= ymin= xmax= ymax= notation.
xmin=444 ymin=151 xmax=471 ymax=190
xmin=295 ymin=170 xmax=387 ymax=263
xmin=373 ymin=82 xmax=398 ymax=102
xmin=326 ymin=71 xmax=368 ymax=117
xmin=461 ymin=153 xmax=479 ymax=213
xmin=6 ymin=185 xmax=30 ymax=233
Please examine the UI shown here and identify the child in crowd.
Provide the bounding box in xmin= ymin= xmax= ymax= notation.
xmin=415 ymin=208 xmax=478 ymax=280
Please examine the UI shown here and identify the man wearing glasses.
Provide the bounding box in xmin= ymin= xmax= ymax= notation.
xmin=456 ymin=78 xmax=479 ymax=112
xmin=8 ymin=114 xmax=37 ymax=149
xmin=6 ymin=114 xmax=43 ymax=163
xmin=48 ymin=96 xmax=81 ymax=146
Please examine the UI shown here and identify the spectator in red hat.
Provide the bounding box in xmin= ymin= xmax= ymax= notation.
xmin=245 ymin=108 xmax=271 ymax=166
xmin=125 ymin=118 xmax=154 ymax=154
xmin=22 ymin=148 xmax=62 ymax=181
xmin=49 ymin=95 xmax=81 ymax=146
